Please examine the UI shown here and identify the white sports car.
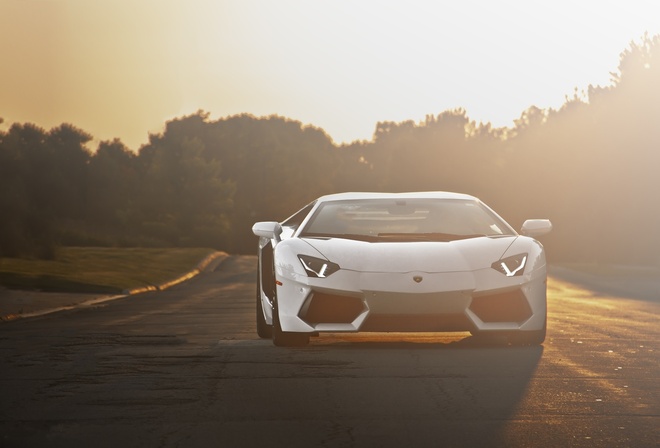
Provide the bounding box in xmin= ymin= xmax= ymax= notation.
xmin=252 ymin=192 xmax=552 ymax=347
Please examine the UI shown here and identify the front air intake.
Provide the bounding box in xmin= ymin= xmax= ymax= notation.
xmin=469 ymin=289 xmax=532 ymax=323
xmin=298 ymin=292 xmax=365 ymax=324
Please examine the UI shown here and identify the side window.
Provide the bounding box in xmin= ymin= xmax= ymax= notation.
xmin=281 ymin=201 xmax=316 ymax=231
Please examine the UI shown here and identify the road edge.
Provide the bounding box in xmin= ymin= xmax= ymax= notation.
xmin=0 ymin=251 xmax=229 ymax=322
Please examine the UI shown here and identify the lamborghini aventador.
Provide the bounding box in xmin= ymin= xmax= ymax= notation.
xmin=252 ymin=192 xmax=552 ymax=347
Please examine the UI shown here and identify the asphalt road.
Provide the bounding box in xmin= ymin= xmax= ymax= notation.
xmin=1 ymin=255 xmax=658 ymax=448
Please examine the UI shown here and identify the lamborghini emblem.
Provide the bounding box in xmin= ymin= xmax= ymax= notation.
xmin=413 ymin=276 xmax=423 ymax=283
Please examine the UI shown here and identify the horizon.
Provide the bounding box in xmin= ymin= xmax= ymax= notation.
xmin=1 ymin=1 xmax=660 ymax=150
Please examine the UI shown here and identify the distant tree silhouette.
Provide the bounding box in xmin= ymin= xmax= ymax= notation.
xmin=83 ymin=139 xmax=139 ymax=243
xmin=136 ymin=130 xmax=235 ymax=248
xmin=0 ymin=123 xmax=92 ymax=258
xmin=137 ymin=112 xmax=339 ymax=252
xmin=494 ymin=33 xmax=660 ymax=263
xmin=47 ymin=124 xmax=93 ymax=222
xmin=0 ymin=124 xmax=40 ymax=257
xmin=1 ymin=34 xmax=658 ymax=264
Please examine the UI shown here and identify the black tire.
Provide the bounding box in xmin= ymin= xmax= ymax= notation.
xmin=508 ymin=316 xmax=548 ymax=346
xmin=272 ymin=296 xmax=309 ymax=347
xmin=507 ymin=315 xmax=547 ymax=346
xmin=508 ymin=326 xmax=546 ymax=346
xmin=256 ymin=272 xmax=272 ymax=339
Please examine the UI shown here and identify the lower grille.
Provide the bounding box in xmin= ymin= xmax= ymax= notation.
xmin=298 ymin=292 xmax=365 ymax=324
xmin=469 ymin=289 xmax=532 ymax=323
xmin=360 ymin=314 xmax=471 ymax=332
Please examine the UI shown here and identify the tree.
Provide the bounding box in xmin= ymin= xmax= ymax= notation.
xmin=84 ymin=139 xmax=139 ymax=242
xmin=138 ymin=133 xmax=235 ymax=247
xmin=46 ymin=124 xmax=93 ymax=221
xmin=0 ymin=124 xmax=55 ymax=258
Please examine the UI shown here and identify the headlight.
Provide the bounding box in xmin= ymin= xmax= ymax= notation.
xmin=491 ymin=253 xmax=527 ymax=277
xmin=298 ymin=255 xmax=340 ymax=278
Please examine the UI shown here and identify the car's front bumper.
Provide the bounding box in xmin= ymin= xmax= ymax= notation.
xmin=274 ymin=265 xmax=547 ymax=334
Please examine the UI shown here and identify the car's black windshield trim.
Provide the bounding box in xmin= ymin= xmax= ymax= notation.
xmin=300 ymin=233 xmax=380 ymax=242
xmin=300 ymin=232 xmax=506 ymax=243
xmin=376 ymin=232 xmax=485 ymax=242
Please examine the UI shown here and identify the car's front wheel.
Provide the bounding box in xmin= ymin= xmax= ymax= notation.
xmin=510 ymin=313 xmax=547 ymax=346
xmin=507 ymin=325 xmax=546 ymax=346
xmin=256 ymin=283 xmax=273 ymax=339
xmin=272 ymin=296 xmax=309 ymax=347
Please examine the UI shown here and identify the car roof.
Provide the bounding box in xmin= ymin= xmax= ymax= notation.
xmin=315 ymin=191 xmax=478 ymax=203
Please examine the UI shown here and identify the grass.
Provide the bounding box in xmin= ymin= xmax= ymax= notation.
xmin=0 ymin=247 xmax=219 ymax=293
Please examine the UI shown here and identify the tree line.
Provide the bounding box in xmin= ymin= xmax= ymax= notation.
xmin=1 ymin=34 xmax=658 ymax=264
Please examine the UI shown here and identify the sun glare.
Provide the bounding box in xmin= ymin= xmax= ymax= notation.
xmin=1 ymin=0 xmax=659 ymax=147
xmin=215 ymin=0 xmax=660 ymax=142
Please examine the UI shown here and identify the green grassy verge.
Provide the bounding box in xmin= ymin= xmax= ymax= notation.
xmin=0 ymin=247 xmax=218 ymax=293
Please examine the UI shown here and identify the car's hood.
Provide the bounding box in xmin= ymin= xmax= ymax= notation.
xmin=300 ymin=236 xmax=518 ymax=273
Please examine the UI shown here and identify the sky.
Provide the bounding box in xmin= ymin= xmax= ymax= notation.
xmin=1 ymin=0 xmax=660 ymax=150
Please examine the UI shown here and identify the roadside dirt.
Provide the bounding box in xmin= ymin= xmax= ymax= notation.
xmin=0 ymin=289 xmax=120 ymax=321
xmin=1 ymin=259 xmax=656 ymax=322
xmin=0 ymin=251 xmax=228 ymax=322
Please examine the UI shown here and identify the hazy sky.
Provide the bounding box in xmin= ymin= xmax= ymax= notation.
xmin=1 ymin=0 xmax=659 ymax=149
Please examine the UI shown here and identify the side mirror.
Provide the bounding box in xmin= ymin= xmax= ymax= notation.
xmin=521 ymin=219 xmax=552 ymax=238
xmin=252 ymin=221 xmax=283 ymax=242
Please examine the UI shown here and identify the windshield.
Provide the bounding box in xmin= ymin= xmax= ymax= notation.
xmin=299 ymin=198 xmax=515 ymax=242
